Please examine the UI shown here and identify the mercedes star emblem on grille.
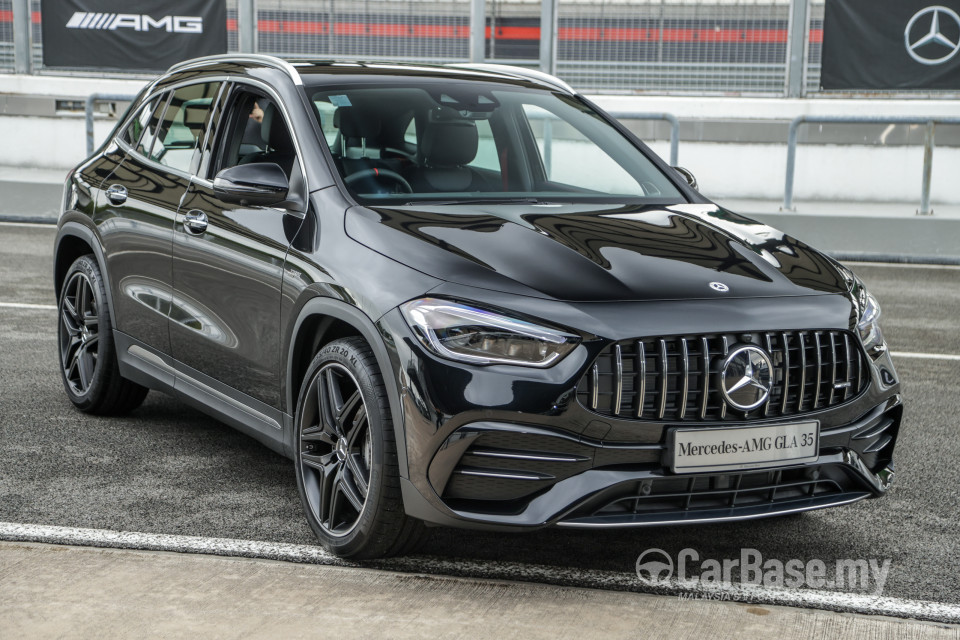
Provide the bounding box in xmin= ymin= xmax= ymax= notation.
xmin=709 ymin=282 xmax=729 ymax=292
xmin=720 ymin=345 xmax=774 ymax=411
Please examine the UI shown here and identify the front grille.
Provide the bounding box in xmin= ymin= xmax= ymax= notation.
xmin=577 ymin=330 xmax=868 ymax=422
xmin=560 ymin=464 xmax=864 ymax=526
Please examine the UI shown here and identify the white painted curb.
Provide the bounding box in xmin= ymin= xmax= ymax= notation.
xmin=2 ymin=522 xmax=958 ymax=625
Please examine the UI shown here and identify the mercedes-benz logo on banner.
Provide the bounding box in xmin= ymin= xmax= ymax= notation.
xmin=720 ymin=345 xmax=773 ymax=411
xmin=905 ymin=6 xmax=960 ymax=65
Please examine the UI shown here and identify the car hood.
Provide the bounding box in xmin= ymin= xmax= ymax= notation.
xmin=344 ymin=201 xmax=851 ymax=302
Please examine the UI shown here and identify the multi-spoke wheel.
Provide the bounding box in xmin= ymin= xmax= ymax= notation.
xmin=300 ymin=363 xmax=372 ymax=535
xmin=57 ymin=255 xmax=147 ymax=414
xmin=60 ymin=269 xmax=100 ymax=396
xmin=294 ymin=337 xmax=425 ymax=558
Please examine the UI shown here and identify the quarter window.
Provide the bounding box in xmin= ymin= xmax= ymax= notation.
xmin=132 ymin=92 xmax=169 ymax=159
xmin=119 ymin=95 xmax=161 ymax=149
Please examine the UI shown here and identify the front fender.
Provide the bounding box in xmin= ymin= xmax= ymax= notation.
xmin=284 ymin=294 xmax=409 ymax=477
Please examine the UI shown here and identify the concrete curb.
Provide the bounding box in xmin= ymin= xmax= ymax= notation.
xmin=2 ymin=522 xmax=959 ymax=625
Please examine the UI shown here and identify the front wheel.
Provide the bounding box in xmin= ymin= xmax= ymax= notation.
xmin=294 ymin=337 xmax=425 ymax=559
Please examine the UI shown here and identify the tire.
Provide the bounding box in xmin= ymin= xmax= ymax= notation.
xmin=294 ymin=336 xmax=425 ymax=559
xmin=57 ymin=255 xmax=148 ymax=415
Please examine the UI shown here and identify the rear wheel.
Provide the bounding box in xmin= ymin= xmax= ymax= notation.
xmin=57 ymin=255 xmax=148 ymax=415
xmin=294 ymin=337 xmax=425 ymax=559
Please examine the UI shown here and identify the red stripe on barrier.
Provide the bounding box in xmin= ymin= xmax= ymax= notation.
xmin=251 ymin=21 xmax=803 ymax=44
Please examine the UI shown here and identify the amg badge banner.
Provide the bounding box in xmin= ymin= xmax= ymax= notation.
xmin=821 ymin=0 xmax=960 ymax=89
xmin=41 ymin=0 xmax=227 ymax=70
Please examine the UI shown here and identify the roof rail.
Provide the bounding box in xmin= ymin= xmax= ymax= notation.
xmin=166 ymin=54 xmax=303 ymax=85
xmin=446 ymin=63 xmax=576 ymax=95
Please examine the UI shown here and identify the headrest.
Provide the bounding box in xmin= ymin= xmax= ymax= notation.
xmin=182 ymin=98 xmax=212 ymax=133
xmin=261 ymin=102 xmax=294 ymax=152
xmin=334 ymin=107 xmax=381 ymax=141
xmin=421 ymin=120 xmax=478 ymax=167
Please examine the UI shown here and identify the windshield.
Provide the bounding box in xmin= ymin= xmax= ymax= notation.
xmin=307 ymin=80 xmax=684 ymax=205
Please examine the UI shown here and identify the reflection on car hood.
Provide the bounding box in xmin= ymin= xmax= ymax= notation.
xmin=345 ymin=202 xmax=850 ymax=302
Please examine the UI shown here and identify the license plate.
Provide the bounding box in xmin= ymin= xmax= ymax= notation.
xmin=669 ymin=421 xmax=819 ymax=473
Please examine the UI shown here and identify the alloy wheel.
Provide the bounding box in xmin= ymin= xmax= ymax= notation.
xmin=298 ymin=363 xmax=373 ymax=537
xmin=59 ymin=271 xmax=100 ymax=395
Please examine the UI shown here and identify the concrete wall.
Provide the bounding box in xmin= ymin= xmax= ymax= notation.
xmin=2 ymin=74 xmax=959 ymax=204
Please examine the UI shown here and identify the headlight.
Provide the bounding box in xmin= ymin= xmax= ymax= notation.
xmin=855 ymin=281 xmax=885 ymax=356
xmin=400 ymin=298 xmax=579 ymax=367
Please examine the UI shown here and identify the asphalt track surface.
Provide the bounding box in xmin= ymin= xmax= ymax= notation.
xmin=1 ymin=223 xmax=959 ymax=615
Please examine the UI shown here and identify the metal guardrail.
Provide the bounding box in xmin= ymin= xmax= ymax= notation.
xmin=608 ymin=111 xmax=680 ymax=166
xmin=85 ymin=93 xmax=136 ymax=156
xmin=783 ymin=115 xmax=960 ymax=216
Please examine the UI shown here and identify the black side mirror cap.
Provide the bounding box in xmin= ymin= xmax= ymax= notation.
xmin=672 ymin=166 xmax=698 ymax=190
xmin=213 ymin=163 xmax=289 ymax=206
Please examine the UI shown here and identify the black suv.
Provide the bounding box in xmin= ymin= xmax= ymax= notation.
xmin=56 ymin=54 xmax=902 ymax=558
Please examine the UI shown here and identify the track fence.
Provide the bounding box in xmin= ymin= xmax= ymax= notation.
xmin=2 ymin=0 xmax=958 ymax=97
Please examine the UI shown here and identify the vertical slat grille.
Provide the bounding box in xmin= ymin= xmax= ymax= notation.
xmin=613 ymin=343 xmax=623 ymax=416
xmin=699 ymin=337 xmax=710 ymax=420
xmin=679 ymin=339 xmax=689 ymax=420
xmin=658 ymin=339 xmax=668 ymax=420
xmin=636 ymin=340 xmax=646 ymax=419
xmin=578 ymin=330 xmax=868 ymax=422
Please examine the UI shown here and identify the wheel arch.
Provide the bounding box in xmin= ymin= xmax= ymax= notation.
xmin=286 ymin=296 xmax=409 ymax=478
xmin=54 ymin=221 xmax=117 ymax=329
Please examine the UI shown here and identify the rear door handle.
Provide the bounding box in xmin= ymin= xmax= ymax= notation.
xmin=105 ymin=184 xmax=127 ymax=205
xmin=183 ymin=209 xmax=208 ymax=235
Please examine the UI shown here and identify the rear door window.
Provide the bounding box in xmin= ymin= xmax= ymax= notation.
xmin=150 ymin=82 xmax=223 ymax=174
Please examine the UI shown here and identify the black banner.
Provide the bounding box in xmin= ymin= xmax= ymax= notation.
xmin=822 ymin=0 xmax=960 ymax=90
xmin=41 ymin=0 xmax=226 ymax=71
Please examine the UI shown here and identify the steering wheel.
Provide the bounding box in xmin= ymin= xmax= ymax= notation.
xmin=344 ymin=168 xmax=413 ymax=194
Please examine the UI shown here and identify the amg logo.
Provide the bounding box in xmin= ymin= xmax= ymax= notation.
xmin=65 ymin=12 xmax=203 ymax=34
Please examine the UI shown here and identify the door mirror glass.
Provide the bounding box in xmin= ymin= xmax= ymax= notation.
xmin=213 ymin=163 xmax=289 ymax=206
xmin=673 ymin=166 xmax=698 ymax=190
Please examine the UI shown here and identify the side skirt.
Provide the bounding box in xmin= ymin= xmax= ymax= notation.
xmin=115 ymin=331 xmax=292 ymax=458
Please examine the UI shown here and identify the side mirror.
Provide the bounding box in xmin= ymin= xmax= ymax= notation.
xmin=213 ymin=163 xmax=289 ymax=206
xmin=673 ymin=166 xmax=698 ymax=190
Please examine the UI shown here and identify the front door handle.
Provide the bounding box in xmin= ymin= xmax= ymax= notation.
xmin=105 ymin=184 xmax=127 ymax=205
xmin=183 ymin=209 xmax=208 ymax=235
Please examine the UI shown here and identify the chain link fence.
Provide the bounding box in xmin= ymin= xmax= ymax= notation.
xmin=257 ymin=0 xmax=472 ymax=62
xmin=0 ymin=0 xmax=950 ymax=96
xmin=0 ymin=1 xmax=12 ymax=72
xmin=557 ymin=0 xmax=792 ymax=94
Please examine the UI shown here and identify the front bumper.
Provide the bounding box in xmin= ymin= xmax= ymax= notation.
xmin=377 ymin=298 xmax=902 ymax=532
